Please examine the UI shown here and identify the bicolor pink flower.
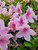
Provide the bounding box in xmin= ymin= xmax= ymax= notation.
xmin=0 ymin=7 xmax=3 ymax=14
xmin=2 ymin=8 xmax=7 ymax=15
xmin=0 ymin=19 xmax=5 ymax=29
xmin=16 ymin=2 xmax=22 ymax=14
xmin=8 ymin=2 xmax=22 ymax=16
xmin=8 ymin=12 xmax=19 ymax=31
xmin=12 ymin=13 xmax=19 ymax=18
xmin=16 ymin=25 xmax=35 ymax=41
xmin=10 ymin=13 xmax=19 ymax=18
xmin=23 ymin=0 xmax=29 ymax=2
xmin=9 ymin=0 xmax=14 ymax=3
xmin=25 ymin=6 xmax=37 ymax=23
xmin=8 ymin=8 xmax=12 ymax=15
xmin=36 ymin=0 xmax=38 ymax=2
xmin=0 ymin=0 xmax=5 ymax=7
xmin=0 ymin=7 xmax=7 ymax=15
xmin=0 ymin=34 xmax=13 ymax=50
xmin=16 ymin=15 xmax=28 ymax=30
xmin=8 ymin=4 xmax=15 ymax=15
xmin=9 ymin=4 xmax=15 ymax=9
xmin=0 ymin=19 xmax=10 ymax=36
xmin=8 ymin=21 xmax=16 ymax=32
xmin=0 ymin=19 xmax=13 ymax=50
xmin=9 ymin=15 xmax=28 ymax=31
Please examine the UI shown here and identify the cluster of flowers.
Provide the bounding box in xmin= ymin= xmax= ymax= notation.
xmin=0 ymin=0 xmax=38 ymax=50
xmin=23 ymin=0 xmax=38 ymax=2
xmin=9 ymin=0 xmax=38 ymax=2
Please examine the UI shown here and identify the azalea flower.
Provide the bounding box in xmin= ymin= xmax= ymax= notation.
xmin=8 ymin=18 xmax=18 ymax=32
xmin=15 ymin=15 xmax=28 ymax=30
xmin=9 ymin=4 xmax=15 ymax=9
xmin=0 ymin=34 xmax=13 ymax=50
xmin=0 ymin=19 xmax=9 ymax=36
xmin=8 ymin=12 xmax=19 ymax=31
xmin=0 ymin=7 xmax=3 ymax=14
xmin=0 ymin=19 xmax=13 ymax=50
xmin=9 ymin=0 xmax=14 ymax=3
xmin=8 ymin=4 xmax=15 ymax=16
xmin=10 ymin=12 xmax=19 ymax=18
xmin=8 ymin=2 xmax=22 ymax=16
xmin=25 ymin=6 xmax=37 ymax=23
xmin=0 ymin=7 xmax=7 ymax=15
xmin=16 ymin=25 xmax=35 ymax=41
xmin=16 ymin=2 xmax=22 ymax=14
xmin=2 ymin=8 xmax=7 ymax=15
xmin=0 ymin=19 xmax=11 ymax=36
xmin=8 ymin=21 xmax=16 ymax=32
xmin=8 ymin=14 xmax=28 ymax=31
xmin=0 ymin=0 xmax=5 ymax=7
xmin=36 ymin=0 xmax=38 ymax=2
xmin=23 ymin=0 xmax=29 ymax=2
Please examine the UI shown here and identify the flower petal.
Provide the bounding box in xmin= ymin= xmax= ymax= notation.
xmin=24 ymin=33 xmax=30 ymax=41
xmin=28 ymin=29 xmax=35 ymax=35
xmin=16 ymin=31 xmax=23 ymax=38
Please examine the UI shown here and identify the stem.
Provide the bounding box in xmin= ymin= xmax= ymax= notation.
xmin=32 ymin=45 xmax=36 ymax=50
xmin=33 ymin=47 xmax=36 ymax=50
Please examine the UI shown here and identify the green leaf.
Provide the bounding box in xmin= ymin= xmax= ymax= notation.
xmin=17 ymin=47 xmax=20 ymax=50
xmin=0 ymin=13 xmax=5 ymax=19
xmin=30 ymin=24 xmax=36 ymax=28
xmin=22 ymin=1 xmax=28 ymax=8
xmin=34 ymin=37 xmax=38 ymax=47
xmin=24 ymin=42 xmax=32 ymax=47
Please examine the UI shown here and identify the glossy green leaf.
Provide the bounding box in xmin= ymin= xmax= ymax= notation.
xmin=24 ymin=42 xmax=32 ymax=47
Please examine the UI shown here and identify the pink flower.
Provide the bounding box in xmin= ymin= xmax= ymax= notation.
xmin=9 ymin=0 xmax=14 ymax=3
xmin=0 ymin=7 xmax=7 ymax=15
xmin=8 ymin=14 xmax=28 ymax=31
xmin=0 ymin=34 xmax=13 ymax=50
xmin=25 ymin=6 xmax=37 ymax=23
xmin=8 ymin=13 xmax=19 ymax=31
xmin=23 ymin=0 xmax=29 ymax=2
xmin=8 ymin=12 xmax=19 ymax=31
xmin=8 ymin=4 xmax=15 ymax=15
xmin=11 ymin=12 xmax=19 ymax=18
xmin=0 ymin=7 xmax=3 ymax=14
xmin=16 ymin=2 xmax=22 ymax=14
xmin=8 ymin=21 xmax=16 ymax=32
xmin=0 ymin=19 xmax=10 ymax=36
xmin=9 ymin=4 xmax=15 ymax=9
xmin=16 ymin=25 xmax=35 ymax=41
xmin=8 ymin=8 xmax=12 ymax=15
xmin=36 ymin=0 xmax=38 ymax=2
xmin=16 ymin=15 xmax=28 ymax=30
xmin=0 ymin=19 xmax=5 ymax=29
xmin=0 ymin=19 xmax=13 ymax=50
xmin=8 ymin=2 xmax=22 ymax=16
xmin=2 ymin=8 xmax=7 ymax=15
xmin=0 ymin=0 xmax=5 ymax=7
